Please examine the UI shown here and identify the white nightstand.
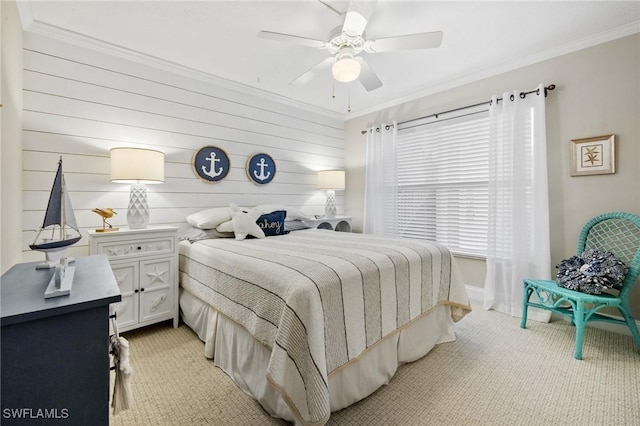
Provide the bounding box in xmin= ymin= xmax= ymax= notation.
xmin=88 ymin=225 xmax=178 ymax=333
xmin=303 ymin=216 xmax=352 ymax=232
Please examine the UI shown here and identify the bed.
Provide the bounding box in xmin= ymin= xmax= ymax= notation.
xmin=178 ymin=227 xmax=471 ymax=425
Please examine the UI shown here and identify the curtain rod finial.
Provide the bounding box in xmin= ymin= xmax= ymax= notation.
xmin=544 ymin=84 xmax=556 ymax=97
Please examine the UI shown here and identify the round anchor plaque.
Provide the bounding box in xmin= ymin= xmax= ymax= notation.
xmin=246 ymin=153 xmax=276 ymax=185
xmin=193 ymin=146 xmax=230 ymax=183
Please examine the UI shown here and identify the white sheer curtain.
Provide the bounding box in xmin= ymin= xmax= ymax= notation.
xmin=483 ymin=84 xmax=551 ymax=321
xmin=363 ymin=122 xmax=398 ymax=236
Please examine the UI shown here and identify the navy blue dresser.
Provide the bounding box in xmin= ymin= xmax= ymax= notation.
xmin=1 ymin=255 xmax=121 ymax=425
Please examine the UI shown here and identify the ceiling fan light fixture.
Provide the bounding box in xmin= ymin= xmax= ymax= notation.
xmin=332 ymin=53 xmax=361 ymax=83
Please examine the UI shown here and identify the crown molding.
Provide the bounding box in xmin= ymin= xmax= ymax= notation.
xmin=15 ymin=0 xmax=34 ymax=29
xmin=19 ymin=14 xmax=639 ymax=123
xmin=347 ymin=21 xmax=640 ymax=119
xmin=22 ymin=20 xmax=345 ymax=122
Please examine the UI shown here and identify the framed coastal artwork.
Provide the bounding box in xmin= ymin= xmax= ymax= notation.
xmin=192 ymin=146 xmax=230 ymax=182
xmin=246 ymin=153 xmax=276 ymax=185
xmin=570 ymin=135 xmax=615 ymax=177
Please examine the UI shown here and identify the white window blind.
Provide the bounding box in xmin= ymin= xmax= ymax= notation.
xmin=395 ymin=111 xmax=490 ymax=257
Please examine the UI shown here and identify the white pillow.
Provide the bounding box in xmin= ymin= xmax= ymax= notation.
xmin=216 ymin=220 xmax=233 ymax=233
xmin=230 ymin=203 xmax=265 ymax=241
xmin=177 ymin=224 xmax=233 ymax=242
xmin=284 ymin=207 xmax=313 ymax=221
xmin=186 ymin=207 xmax=231 ymax=230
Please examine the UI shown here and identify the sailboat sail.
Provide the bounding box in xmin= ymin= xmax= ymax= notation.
xmin=41 ymin=160 xmax=64 ymax=228
xmin=30 ymin=158 xmax=82 ymax=252
xmin=63 ymin=175 xmax=79 ymax=231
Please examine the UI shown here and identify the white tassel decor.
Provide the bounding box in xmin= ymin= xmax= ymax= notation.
xmin=110 ymin=335 xmax=133 ymax=414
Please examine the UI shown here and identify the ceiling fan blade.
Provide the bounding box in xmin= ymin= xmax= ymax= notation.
xmin=318 ymin=0 xmax=344 ymax=16
xmin=258 ymin=31 xmax=326 ymax=49
xmin=356 ymin=57 xmax=382 ymax=91
xmin=290 ymin=57 xmax=335 ymax=86
xmin=365 ymin=31 xmax=443 ymax=53
xmin=342 ymin=1 xmax=378 ymax=37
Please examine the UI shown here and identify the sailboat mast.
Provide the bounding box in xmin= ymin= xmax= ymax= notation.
xmin=60 ymin=182 xmax=65 ymax=240
xmin=59 ymin=157 xmax=65 ymax=241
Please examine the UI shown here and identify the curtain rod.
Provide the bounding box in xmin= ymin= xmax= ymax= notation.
xmin=360 ymin=84 xmax=556 ymax=134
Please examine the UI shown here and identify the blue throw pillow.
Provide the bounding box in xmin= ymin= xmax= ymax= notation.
xmin=257 ymin=210 xmax=287 ymax=236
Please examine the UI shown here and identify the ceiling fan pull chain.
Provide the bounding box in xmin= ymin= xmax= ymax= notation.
xmin=348 ymin=86 xmax=352 ymax=113
xmin=332 ymin=79 xmax=336 ymax=99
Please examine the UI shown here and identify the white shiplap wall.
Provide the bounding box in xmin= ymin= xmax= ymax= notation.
xmin=21 ymin=31 xmax=345 ymax=262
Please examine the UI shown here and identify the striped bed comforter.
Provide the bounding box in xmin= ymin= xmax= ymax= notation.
xmin=179 ymin=229 xmax=471 ymax=425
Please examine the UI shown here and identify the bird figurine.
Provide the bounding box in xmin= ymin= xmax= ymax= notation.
xmin=92 ymin=208 xmax=119 ymax=232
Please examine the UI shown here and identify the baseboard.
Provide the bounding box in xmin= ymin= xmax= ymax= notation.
xmin=464 ymin=285 xmax=484 ymax=307
xmin=464 ymin=284 xmax=639 ymax=337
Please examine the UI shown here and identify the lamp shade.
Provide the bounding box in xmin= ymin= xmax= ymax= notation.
xmin=110 ymin=147 xmax=164 ymax=229
xmin=110 ymin=148 xmax=164 ymax=184
xmin=317 ymin=170 xmax=345 ymax=190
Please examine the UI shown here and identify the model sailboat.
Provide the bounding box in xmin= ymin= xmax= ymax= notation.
xmin=30 ymin=157 xmax=82 ymax=298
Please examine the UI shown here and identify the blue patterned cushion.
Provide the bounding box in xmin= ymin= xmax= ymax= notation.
xmin=257 ymin=210 xmax=287 ymax=236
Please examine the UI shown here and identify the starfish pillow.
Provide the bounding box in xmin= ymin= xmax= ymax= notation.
xmin=230 ymin=203 xmax=265 ymax=241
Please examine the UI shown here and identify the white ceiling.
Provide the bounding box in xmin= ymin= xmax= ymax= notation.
xmin=19 ymin=1 xmax=640 ymax=118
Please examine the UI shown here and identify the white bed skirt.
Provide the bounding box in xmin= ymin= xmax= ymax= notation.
xmin=180 ymin=288 xmax=456 ymax=425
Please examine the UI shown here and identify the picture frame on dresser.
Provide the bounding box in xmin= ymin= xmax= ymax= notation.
xmin=88 ymin=226 xmax=179 ymax=333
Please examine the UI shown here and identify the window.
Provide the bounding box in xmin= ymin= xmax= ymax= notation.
xmin=394 ymin=110 xmax=489 ymax=257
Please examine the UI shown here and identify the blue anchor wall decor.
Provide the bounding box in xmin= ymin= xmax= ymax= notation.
xmin=246 ymin=153 xmax=276 ymax=185
xmin=193 ymin=146 xmax=230 ymax=182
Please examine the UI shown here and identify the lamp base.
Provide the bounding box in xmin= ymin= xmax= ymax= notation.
xmin=127 ymin=184 xmax=149 ymax=229
xmin=325 ymin=190 xmax=337 ymax=219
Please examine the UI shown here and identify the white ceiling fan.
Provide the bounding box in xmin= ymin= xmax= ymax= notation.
xmin=258 ymin=0 xmax=443 ymax=91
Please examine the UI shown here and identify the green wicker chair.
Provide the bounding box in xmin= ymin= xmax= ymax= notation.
xmin=521 ymin=212 xmax=640 ymax=359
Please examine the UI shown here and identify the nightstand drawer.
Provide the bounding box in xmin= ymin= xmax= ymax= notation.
xmin=95 ymin=237 xmax=175 ymax=260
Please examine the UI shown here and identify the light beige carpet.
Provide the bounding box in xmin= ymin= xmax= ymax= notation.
xmin=110 ymin=305 xmax=640 ymax=426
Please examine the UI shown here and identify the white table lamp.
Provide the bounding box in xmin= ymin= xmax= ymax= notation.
xmin=317 ymin=170 xmax=345 ymax=219
xmin=110 ymin=148 xmax=164 ymax=229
